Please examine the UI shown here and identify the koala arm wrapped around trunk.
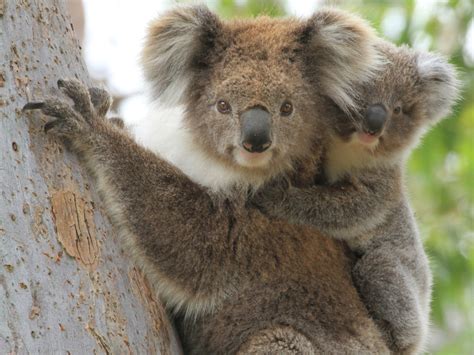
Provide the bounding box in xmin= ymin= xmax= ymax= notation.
xmin=23 ymin=79 xmax=334 ymax=318
xmin=25 ymin=84 xmax=248 ymax=314
xmin=252 ymin=166 xmax=403 ymax=240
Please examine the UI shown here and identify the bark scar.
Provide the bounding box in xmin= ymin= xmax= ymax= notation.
xmin=51 ymin=191 xmax=100 ymax=270
xmin=129 ymin=267 xmax=172 ymax=351
xmin=86 ymin=323 xmax=112 ymax=355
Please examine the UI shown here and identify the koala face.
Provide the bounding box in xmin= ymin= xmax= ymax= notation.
xmin=141 ymin=6 xmax=382 ymax=181
xmin=187 ymin=19 xmax=323 ymax=173
xmin=334 ymin=42 xmax=460 ymax=159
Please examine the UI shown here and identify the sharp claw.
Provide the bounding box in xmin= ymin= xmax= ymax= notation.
xmin=57 ymin=79 xmax=65 ymax=88
xmin=44 ymin=120 xmax=60 ymax=132
xmin=22 ymin=102 xmax=45 ymax=111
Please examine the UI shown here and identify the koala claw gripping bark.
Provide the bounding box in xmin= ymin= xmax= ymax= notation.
xmin=24 ymin=79 xmax=112 ymax=135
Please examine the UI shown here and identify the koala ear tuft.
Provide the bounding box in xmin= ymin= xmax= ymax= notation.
xmin=141 ymin=5 xmax=223 ymax=106
xmin=417 ymin=51 xmax=461 ymax=121
xmin=302 ymin=8 xmax=384 ymax=115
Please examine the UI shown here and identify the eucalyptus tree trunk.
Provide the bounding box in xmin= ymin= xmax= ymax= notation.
xmin=0 ymin=1 xmax=181 ymax=353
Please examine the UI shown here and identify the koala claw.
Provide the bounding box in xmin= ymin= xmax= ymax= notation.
xmin=24 ymin=79 xmax=100 ymax=136
xmin=22 ymin=102 xmax=45 ymax=111
xmin=23 ymin=96 xmax=87 ymax=136
xmin=24 ymin=79 xmax=115 ymax=138
xmin=57 ymin=79 xmax=112 ymax=118
xmin=56 ymin=78 xmax=66 ymax=88
xmin=57 ymin=78 xmax=95 ymax=118
xmin=44 ymin=119 xmax=63 ymax=133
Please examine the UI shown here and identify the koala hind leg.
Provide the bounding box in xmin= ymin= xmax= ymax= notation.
xmin=352 ymin=247 xmax=425 ymax=354
xmin=237 ymin=326 xmax=315 ymax=355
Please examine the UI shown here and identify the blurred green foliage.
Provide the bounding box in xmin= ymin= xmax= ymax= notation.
xmin=181 ymin=0 xmax=473 ymax=352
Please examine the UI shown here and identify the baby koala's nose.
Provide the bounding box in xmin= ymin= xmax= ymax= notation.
xmin=364 ymin=104 xmax=387 ymax=135
xmin=240 ymin=107 xmax=272 ymax=153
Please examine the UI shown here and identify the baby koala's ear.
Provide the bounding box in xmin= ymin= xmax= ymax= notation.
xmin=301 ymin=8 xmax=383 ymax=115
xmin=417 ymin=51 xmax=461 ymax=122
xmin=141 ymin=5 xmax=223 ymax=106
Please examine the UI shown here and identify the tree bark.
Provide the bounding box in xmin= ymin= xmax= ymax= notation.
xmin=0 ymin=1 xmax=181 ymax=353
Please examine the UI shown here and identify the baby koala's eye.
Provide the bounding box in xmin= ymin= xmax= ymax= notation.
xmin=217 ymin=100 xmax=231 ymax=114
xmin=393 ymin=106 xmax=402 ymax=115
xmin=280 ymin=101 xmax=293 ymax=116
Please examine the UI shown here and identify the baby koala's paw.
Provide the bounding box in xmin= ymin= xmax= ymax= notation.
xmin=23 ymin=79 xmax=111 ymax=139
xmin=251 ymin=177 xmax=290 ymax=215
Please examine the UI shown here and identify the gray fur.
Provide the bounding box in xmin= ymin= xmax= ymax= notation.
xmin=304 ymin=8 xmax=384 ymax=115
xmin=253 ymin=41 xmax=460 ymax=354
xmin=24 ymin=78 xmax=388 ymax=355
xmin=23 ymin=6 xmax=393 ymax=354
xmin=141 ymin=5 xmax=223 ymax=106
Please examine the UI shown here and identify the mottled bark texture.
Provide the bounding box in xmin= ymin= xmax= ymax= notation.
xmin=0 ymin=1 xmax=181 ymax=353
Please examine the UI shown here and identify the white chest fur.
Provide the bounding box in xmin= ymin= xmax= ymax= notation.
xmin=132 ymin=104 xmax=261 ymax=193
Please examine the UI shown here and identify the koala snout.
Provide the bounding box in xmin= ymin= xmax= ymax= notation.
xmin=364 ymin=104 xmax=387 ymax=135
xmin=240 ymin=107 xmax=272 ymax=153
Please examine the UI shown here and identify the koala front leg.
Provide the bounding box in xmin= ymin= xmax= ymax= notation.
xmin=26 ymin=80 xmax=332 ymax=317
xmin=253 ymin=168 xmax=401 ymax=240
xmin=352 ymin=246 xmax=426 ymax=354
xmin=24 ymin=79 xmax=248 ymax=313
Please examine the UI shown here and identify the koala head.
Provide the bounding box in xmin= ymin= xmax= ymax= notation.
xmin=140 ymin=5 xmax=381 ymax=188
xmin=333 ymin=41 xmax=460 ymax=161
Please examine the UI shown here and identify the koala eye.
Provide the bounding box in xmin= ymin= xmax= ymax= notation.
xmin=217 ymin=100 xmax=231 ymax=114
xmin=280 ymin=101 xmax=293 ymax=116
xmin=393 ymin=106 xmax=402 ymax=115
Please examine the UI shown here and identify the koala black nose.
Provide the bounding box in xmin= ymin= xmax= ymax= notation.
xmin=241 ymin=107 xmax=272 ymax=153
xmin=364 ymin=104 xmax=388 ymax=135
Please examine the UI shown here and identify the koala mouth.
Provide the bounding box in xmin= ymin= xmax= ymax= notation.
xmin=234 ymin=147 xmax=273 ymax=168
xmin=352 ymin=130 xmax=383 ymax=150
xmin=358 ymin=104 xmax=387 ymax=146
xmin=358 ymin=131 xmax=380 ymax=144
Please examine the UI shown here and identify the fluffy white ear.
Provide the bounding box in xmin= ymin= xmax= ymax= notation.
xmin=417 ymin=51 xmax=461 ymax=122
xmin=303 ymin=8 xmax=384 ymax=115
xmin=141 ymin=5 xmax=223 ymax=106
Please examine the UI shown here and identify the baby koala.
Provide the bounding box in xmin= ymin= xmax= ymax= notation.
xmin=253 ymin=41 xmax=460 ymax=354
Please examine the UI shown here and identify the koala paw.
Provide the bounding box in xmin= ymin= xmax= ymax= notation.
xmin=251 ymin=178 xmax=289 ymax=214
xmin=23 ymin=79 xmax=112 ymax=138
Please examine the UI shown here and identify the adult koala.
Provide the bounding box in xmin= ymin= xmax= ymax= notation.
xmin=25 ymin=6 xmax=389 ymax=354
